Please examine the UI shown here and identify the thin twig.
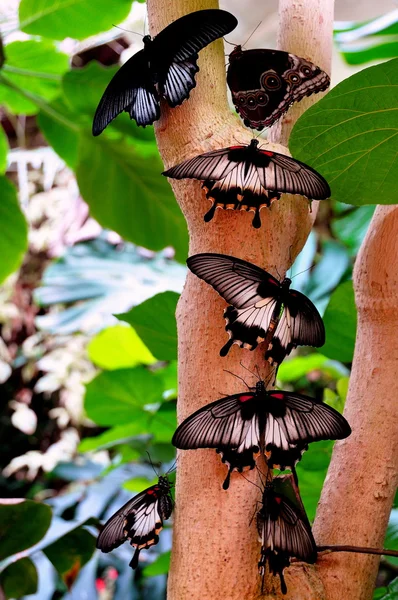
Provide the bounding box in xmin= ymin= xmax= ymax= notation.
xmin=317 ymin=545 xmax=398 ymax=558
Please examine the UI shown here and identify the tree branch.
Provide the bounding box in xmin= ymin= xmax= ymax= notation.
xmin=313 ymin=205 xmax=398 ymax=599
xmin=147 ymin=0 xmax=333 ymax=597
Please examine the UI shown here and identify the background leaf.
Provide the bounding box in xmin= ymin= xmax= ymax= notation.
xmin=290 ymin=58 xmax=398 ymax=206
xmin=0 ymin=557 xmax=38 ymax=598
xmin=322 ymin=281 xmax=357 ymax=362
xmin=88 ymin=324 xmax=156 ymax=370
xmin=0 ymin=177 xmax=28 ymax=284
xmin=19 ymin=0 xmax=133 ymax=40
xmin=117 ymin=292 xmax=179 ymax=361
xmin=0 ymin=500 xmax=52 ymax=561
xmin=44 ymin=527 xmax=96 ymax=581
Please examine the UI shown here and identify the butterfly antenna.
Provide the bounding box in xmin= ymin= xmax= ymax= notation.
xmin=255 ymin=465 xmax=268 ymax=488
xmin=146 ymin=451 xmax=159 ymax=477
xmin=239 ymin=472 xmax=263 ymax=492
xmin=223 ymin=37 xmax=236 ymax=46
xmin=166 ymin=457 xmax=178 ymax=475
xmin=239 ymin=361 xmax=258 ymax=381
xmin=242 ymin=20 xmax=262 ymax=48
xmin=112 ymin=24 xmax=144 ymax=37
xmin=291 ymin=264 xmax=313 ymax=281
xmin=223 ymin=369 xmax=250 ymax=390
xmin=144 ymin=9 xmax=147 ymax=36
xmin=255 ymin=365 xmax=262 ymax=381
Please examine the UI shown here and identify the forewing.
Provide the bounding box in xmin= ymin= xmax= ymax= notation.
xmin=187 ymin=253 xmax=280 ymax=308
xmin=96 ymin=489 xmax=149 ymax=552
xmin=163 ymin=147 xmax=239 ymax=181
xmin=92 ymin=50 xmax=159 ymax=134
xmin=262 ymin=151 xmax=330 ymax=200
xmin=265 ymin=391 xmax=351 ymax=448
xmin=172 ymin=393 xmax=260 ymax=451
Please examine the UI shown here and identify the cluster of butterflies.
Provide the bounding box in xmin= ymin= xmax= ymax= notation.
xmin=94 ymin=8 xmax=350 ymax=596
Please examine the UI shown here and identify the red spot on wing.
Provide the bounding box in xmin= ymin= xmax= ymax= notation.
xmin=147 ymin=488 xmax=159 ymax=495
xmin=270 ymin=393 xmax=284 ymax=400
xmin=261 ymin=150 xmax=274 ymax=157
xmin=229 ymin=145 xmax=245 ymax=150
xmin=275 ymin=496 xmax=282 ymax=504
xmin=238 ymin=394 xmax=255 ymax=403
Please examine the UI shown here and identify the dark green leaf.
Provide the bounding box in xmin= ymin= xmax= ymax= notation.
xmin=295 ymin=441 xmax=334 ymax=521
xmin=377 ymin=576 xmax=398 ymax=600
xmin=78 ymin=422 xmax=151 ymax=453
xmin=76 ymin=136 xmax=188 ymax=262
xmin=290 ymin=58 xmax=398 ymax=207
xmin=0 ymin=500 xmax=52 ymax=561
xmin=332 ymin=205 xmax=375 ymax=256
xmin=84 ymin=367 xmax=164 ymax=426
xmin=37 ymin=96 xmax=80 ymax=168
xmin=44 ymin=527 xmax=95 ymax=579
xmin=0 ymin=41 xmax=68 ymax=114
xmin=88 ymin=324 xmax=155 ymax=370
xmin=117 ymin=292 xmax=179 ymax=361
xmin=0 ymin=126 xmax=8 ymax=174
xmin=19 ymin=0 xmax=133 ymax=40
xmin=0 ymin=177 xmax=28 ymax=284
xmin=0 ymin=557 xmax=38 ymax=598
xmin=384 ymin=510 xmax=398 ymax=567
xmin=322 ymin=281 xmax=357 ymax=362
xmin=143 ymin=551 xmax=171 ymax=576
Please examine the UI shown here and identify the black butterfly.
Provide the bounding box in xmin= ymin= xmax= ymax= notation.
xmin=96 ymin=476 xmax=173 ymax=569
xmin=163 ymin=139 xmax=330 ymax=228
xmin=172 ymin=379 xmax=351 ymax=489
xmin=186 ymin=253 xmax=325 ymax=366
xmin=92 ymin=9 xmax=237 ymax=134
xmin=227 ymin=46 xmax=330 ymax=130
xmin=257 ymin=480 xmax=317 ymax=594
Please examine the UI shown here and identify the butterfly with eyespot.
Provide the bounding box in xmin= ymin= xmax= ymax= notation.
xmin=172 ymin=379 xmax=350 ymax=489
xmin=96 ymin=475 xmax=173 ymax=569
xmin=163 ymin=138 xmax=330 ymax=228
xmin=186 ymin=253 xmax=325 ymax=366
xmin=227 ymin=46 xmax=330 ymax=130
xmin=92 ymin=9 xmax=238 ymax=134
xmin=257 ymin=478 xmax=317 ymax=595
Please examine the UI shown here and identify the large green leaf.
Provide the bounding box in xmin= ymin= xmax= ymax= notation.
xmin=375 ymin=577 xmax=398 ymax=600
xmin=290 ymin=58 xmax=398 ymax=206
xmin=322 ymin=281 xmax=357 ymax=363
xmin=0 ymin=557 xmax=38 ymax=598
xmin=0 ymin=126 xmax=8 ymax=174
xmin=143 ymin=550 xmax=171 ymax=576
xmin=76 ymin=136 xmax=188 ymax=262
xmin=295 ymin=440 xmax=335 ymax=521
xmin=84 ymin=367 xmax=164 ymax=425
xmin=44 ymin=527 xmax=95 ymax=580
xmin=0 ymin=500 xmax=52 ymax=562
xmin=117 ymin=291 xmax=179 ymax=361
xmin=37 ymin=96 xmax=80 ymax=168
xmin=88 ymin=324 xmax=155 ymax=370
xmin=0 ymin=177 xmax=28 ymax=284
xmin=0 ymin=41 xmax=68 ymax=115
xmin=19 ymin=0 xmax=133 ymax=40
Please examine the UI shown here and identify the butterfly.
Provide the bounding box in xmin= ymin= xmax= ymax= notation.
xmin=96 ymin=475 xmax=173 ymax=569
xmin=186 ymin=253 xmax=325 ymax=366
xmin=257 ymin=480 xmax=317 ymax=594
xmin=172 ymin=379 xmax=351 ymax=489
xmin=227 ymin=46 xmax=330 ymax=130
xmin=163 ymin=139 xmax=330 ymax=228
xmin=92 ymin=9 xmax=238 ymax=134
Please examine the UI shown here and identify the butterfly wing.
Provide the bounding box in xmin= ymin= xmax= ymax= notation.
xmin=227 ymin=48 xmax=329 ymax=130
xmin=172 ymin=392 xmax=261 ymax=452
xmin=265 ymin=289 xmax=325 ymax=366
xmin=163 ymin=147 xmax=239 ymax=181
xmin=92 ymin=49 xmax=160 ymax=134
xmin=256 ymin=150 xmax=331 ymax=200
xmin=152 ymin=9 xmax=238 ymax=107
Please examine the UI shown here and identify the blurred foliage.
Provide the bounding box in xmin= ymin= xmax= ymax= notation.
xmin=0 ymin=1 xmax=396 ymax=598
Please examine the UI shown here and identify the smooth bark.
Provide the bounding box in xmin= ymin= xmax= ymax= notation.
xmin=146 ymin=0 xmax=333 ymax=597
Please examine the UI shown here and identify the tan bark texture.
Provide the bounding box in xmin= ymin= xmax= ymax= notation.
xmin=146 ymin=0 xmax=333 ymax=597
xmin=313 ymin=204 xmax=398 ymax=600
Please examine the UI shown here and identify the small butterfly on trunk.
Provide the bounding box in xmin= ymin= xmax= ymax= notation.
xmin=187 ymin=253 xmax=325 ymax=366
xmin=172 ymin=379 xmax=350 ymax=489
xmin=92 ymin=9 xmax=237 ymax=134
xmin=96 ymin=475 xmax=173 ymax=569
xmin=257 ymin=479 xmax=317 ymax=594
xmin=227 ymin=46 xmax=330 ymax=130
xmin=163 ymin=139 xmax=330 ymax=228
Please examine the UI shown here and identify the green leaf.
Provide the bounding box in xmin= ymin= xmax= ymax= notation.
xmin=19 ymin=0 xmax=133 ymax=40
xmin=76 ymin=136 xmax=188 ymax=262
xmin=0 ymin=500 xmax=52 ymax=561
xmin=0 ymin=126 xmax=8 ymax=174
xmin=123 ymin=476 xmax=158 ymax=492
xmin=0 ymin=177 xmax=28 ymax=284
xmin=0 ymin=557 xmax=38 ymax=598
xmin=322 ymin=281 xmax=357 ymax=362
xmin=78 ymin=421 xmax=151 ymax=453
xmin=290 ymin=58 xmax=398 ymax=206
xmin=84 ymin=367 xmax=164 ymax=426
xmin=0 ymin=41 xmax=68 ymax=115
xmin=44 ymin=527 xmax=95 ymax=579
xmin=117 ymin=292 xmax=179 ymax=361
xmin=377 ymin=577 xmax=398 ymax=600
xmin=277 ymin=353 xmax=347 ymax=382
xmin=143 ymin=550 xmax=171 ymax=576
xmin=332 ymin=204 xmax=375 ymax=256
xmin=37 ymin=96 xmax=80 ymax=168
xmin=295 ymin=441 xmax=334 ymax=521
xmin=88 ymin=324 xmax=156 ymax=370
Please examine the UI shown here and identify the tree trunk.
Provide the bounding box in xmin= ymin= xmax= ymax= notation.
xmin=146 ymin=0 xmax=333 ymax=597
xmin=313 ymin=204 xmax=398 ymax=600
